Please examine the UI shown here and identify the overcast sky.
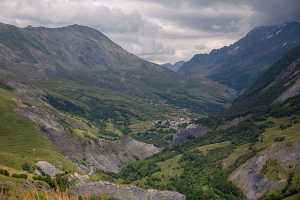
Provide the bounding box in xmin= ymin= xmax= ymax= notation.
xmin=0 ymin=0 xmax=299 ymax=64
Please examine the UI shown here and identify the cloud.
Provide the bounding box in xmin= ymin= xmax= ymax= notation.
xmin=0 ymin=0 xmax=299 ymax=63
xmin=249 ymin=0 xmax=300 ymax=25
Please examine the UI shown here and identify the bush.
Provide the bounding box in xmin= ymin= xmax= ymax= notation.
xmin=0 ymin=168 xmax=9 ymax=176
xmin=0 ymin=81 xmax=13 ymax=90
xmin=21 ymin=162 xmax=35 ymax=173
xmin=274 ymin=136 xmax=285 ymax=142
xmin=33 ymin=174 xmax=73 ymax=191
xmin=279 ymin=124 xmax=292 ymax=130
xmin=11 ymin=173 xmax=28 ymax=179
xmin=33 ymin=175 xmax=56 ymax=188
xmin=55 ymin=174 xmax=72 ymax=192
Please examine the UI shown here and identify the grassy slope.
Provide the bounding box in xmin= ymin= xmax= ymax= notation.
xmin=197 ymin=141 xmax=231 ymax=156
xmin=284 ymin=193 xmax=300 ymax=200
xmin=0 ymin=88 xmax=76 ymax=171
xmin=40 ymin=79 xmax=190 ymax=127
xmin=254 ymin=117 xmax=300 ymax=151
xmin=222 ymin=144 xmax=251 ymax=170
xmin=117 ymin=113 xmax=300 ymax=200
xmin=133 ymin=155 xmax=183 ymax=188
xmin=0 ymin=180 xmax=112 ymax=200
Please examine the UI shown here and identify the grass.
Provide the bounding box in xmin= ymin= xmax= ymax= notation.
xmin=0 ymin=89 xmax=77 ymax=171
xmin=129 ymin=121 xmax=153 ymax=134
xmin=261 ymin=160 xmax=288 ymax=181
xmin=254 ymin=117 xmax=300 ymax=151
xmin=197 ymin=141 xmax=231 ymax=156
xmin=99 ymin=121 xmax=124 ymax=139
xmin=0 ymin=185 xmax=112 ymax=200
xmin=134 ymin=155 xmax=183 ymax=188
xmin=156 ymin=155 xmax=183 ymax=178
xmin=40 ymin=79 xmax=187 ymax=126
xmin=284 ymin=193 xmax=300 ymax=200
xmin=222 ymin=144 xmax=251 ymax=170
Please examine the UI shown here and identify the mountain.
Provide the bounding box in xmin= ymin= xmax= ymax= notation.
xmin=117 ymin=46 xmax=300 ymax=200
xmin=232 ymin=45 xmax=300 ymax=114
xmin=0 ymin=22 xmax=237 ymax=176
xmin=0 ymin=22 xmax=236 ymax=200
xmin=0 ymin=22 xmax=235 ymax=127
xmin=162 ymin=61 xmax=185 ymax=72
xmin=222 ymin=45 xmax=300 ymax=200
xmin=3 ymin=21 xmax=300 ymax=200
xmin=180 ymin=21 xmax=300 ymax=92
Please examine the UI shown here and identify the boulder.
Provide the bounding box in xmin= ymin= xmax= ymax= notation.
xmin=35 ymin=161 xmax=62 ymax=177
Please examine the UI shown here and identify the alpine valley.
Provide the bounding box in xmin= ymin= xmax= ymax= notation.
xmin=1 ymin=20 xmax=300 ymax=200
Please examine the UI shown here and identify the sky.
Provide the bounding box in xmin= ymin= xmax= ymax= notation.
xmin=0 ymin=0 xmax=299 ymax=64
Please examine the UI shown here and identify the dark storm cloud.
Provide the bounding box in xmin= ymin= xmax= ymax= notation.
xmin=0 ymin=0 xmax=299 ymax=63
xmin=250 ymin=0 xmax=300 ymax=25
xmin=159 ymin=12 xmax=242 ymax=33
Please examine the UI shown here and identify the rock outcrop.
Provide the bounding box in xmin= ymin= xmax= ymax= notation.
xmin=230 ymin=140 xmax=300 ymax=200
xmin=171 ymin=126 xmax=209 ymax=146
xmin=18 ymin=102 xmax=161 ymax=174
xmin=71 ymin=181 xmax=185 ymax=200
xmin=35 ymin=161 xmax=62 ymax=177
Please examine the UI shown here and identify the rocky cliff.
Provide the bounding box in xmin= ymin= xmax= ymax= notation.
xmin=230 ymin=140 xmax=300 ymax=200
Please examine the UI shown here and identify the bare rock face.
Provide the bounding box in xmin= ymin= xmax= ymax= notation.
xmin=171 ymin=126 xmax=209 ymax=146
xmin=275 ymin=74 xmax=300 ymax=103
xmin=230 ymin=140 xmax=300 ymax=200
xmin=18 ymin=102 xmax=161 ymax=174
xmin=35 ymin=161 xmax=62 ymax=177
xmin=83 ymin=135 xmax=161 ymax=173
xmin=71 ymin=181 xmax=186 ymax=200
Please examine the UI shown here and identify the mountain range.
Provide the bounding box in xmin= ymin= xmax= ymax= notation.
xmin=0 ymin=22 xmax=237 ymax=126
xmin=180 ymin=21 xmax=300 ymax=92
xmin=1 ymin=20 xmax=300 ymax=200
xmin=162 ymin=61 xmax=185 ymax=72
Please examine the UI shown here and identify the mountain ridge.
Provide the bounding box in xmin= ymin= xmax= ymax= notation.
xmin=179 ymin=21 xmax=300 ymax=91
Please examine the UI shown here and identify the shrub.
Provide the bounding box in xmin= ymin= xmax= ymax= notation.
xmin=274 ymin=136 xmax=285 ymax=142
xmin=33 ymin=175 xmax=56 ymax=188
xmin=33 ymin=174 xmax=73 ymax=191
xmin=22 ymin=162 xmax=35 ymax=173
xmin=0 ymin=81 xmax=13 ymax=90
xmin=11 ymin=173 xmax=28 ymax=179
xmin=0 ymin=168 xmax=9 ymax=177
xmin=279 ymin=124 xmax=292 ymax=130
xmin=55 ymin=174 xmax=72 ymax=192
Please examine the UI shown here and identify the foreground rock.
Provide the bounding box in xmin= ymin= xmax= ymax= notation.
xmin=71 ymin=181 xmax=185 ymax=200
xmin=230 ymin=140 xmax=300 ymax=200
xmin=35 ymin=161 xmax=62 ymax=177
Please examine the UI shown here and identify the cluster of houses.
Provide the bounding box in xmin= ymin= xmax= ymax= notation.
xmin=153 ymin=117 xmax=197 ymax=130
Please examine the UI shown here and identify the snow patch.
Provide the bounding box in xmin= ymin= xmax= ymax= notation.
xmin=234 ymin=46 xmax=240 ymax=51
xmin=267 ymin=34 xmax=273 ymax=39
xmin=282 ymin=42 xmax=288 ymax=47
xmin=275 ymin=29 xmax=282 ymax=35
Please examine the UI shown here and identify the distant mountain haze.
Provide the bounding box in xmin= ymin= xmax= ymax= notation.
xmin=162 ymin=61 xmax=185 ymax=72
xmin=180 ymin=21 xmax=300 ymax=92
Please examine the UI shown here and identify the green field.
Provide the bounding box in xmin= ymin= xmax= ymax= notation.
xmin=0 ymin=89 xmax=76 ymax=171
xmin=284 ymin=193 xmax=300 ymax=200
xmin=254 ymin=117 xmax=300 ymax=151
xmin=198 ymin=141 xmax=231 ymax=156
xmin=133 ymin=155 xmax=183 ymax=188
xmin=222 ymin=143 xmax=251 ymax=170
